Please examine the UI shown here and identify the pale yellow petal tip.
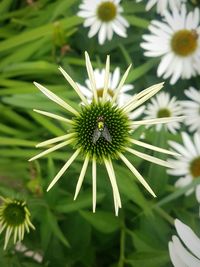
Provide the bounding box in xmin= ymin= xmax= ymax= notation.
xmin=33 ymin=81 xmax=38 ymax=86
xmin=158 ymin=81 xmax=164 ymax=87
xmin=46 ymin=186 xmax=51 ymax=192
xmin=85 ymin=51 xmax=89 ymax=59
xmin=35 ymin=144 xmax=42 ymax=148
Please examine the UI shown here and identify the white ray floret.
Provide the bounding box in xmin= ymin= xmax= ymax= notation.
xmin=102 ymin=55 xmax=110 ymax=102
xmin=33 ymin=82 xmax=78 ymax=115
xmin=131 ymin=116 xmax=184 ymax=127
xmin=111 ymin=64 xmax=132 ymax=104
xmin=47 ymin=149 xmax=81 ymax=192
xmin=78 ymin=64 xmax=134 ymax=108
xmin=33 ymin=109 xmax=73 ymax=124
xmin=59 ymin=66 xmax=89 ymax=105
xmin=29 ymin=139 xmax=74 ymax=162
xmin=104 ymin=158 xmax=122 ymax=213
xmin=136 ymin=0 xmax=186 ymax=14
xmin=85 ymin=52 xmax=98 ymax=102
xmin=74 ymin=155 xmax=90 ymax=200
xmin=181 ymin=87 xmax=200 ymax=133
xmin=129 ymin=138 xmax=180 ymax=156
xmin=123 ymin=82 xmax=164 ymax=113
xmin=118 ymin=153 xmax=156 ymax=197
xmin=36 ymin=133 xmax=75 ymax=147
xmin=169 ymin=219 xmax=200 ymax=267
xmin=92 ymin=157 xmax=97 ymax=213
xmin=126 ymin=147 xmax=173 ymax=168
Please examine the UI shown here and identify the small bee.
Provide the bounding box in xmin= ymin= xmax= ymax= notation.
xmin=92 ymin=116 xmax=112 ymax=144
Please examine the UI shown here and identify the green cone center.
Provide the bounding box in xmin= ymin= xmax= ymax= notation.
xmin=97 ymin=2 xmax=117 ymax=22
xmin=157 ymin=108 xmax=171 ymax=118
xmin=3 ymin=201 xmax=26 ymax=226
xmin=73 ymin=102 xmax=130 ymax=161
xmin=171 ymin=30 xmax=198 ymax=56
xmin=190 ymin=156 xmax=200 ymax=178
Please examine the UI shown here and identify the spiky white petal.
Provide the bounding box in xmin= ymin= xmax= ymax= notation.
xmin=33 ymin=109 xmax=73 ymax=124
xmin=33 ymin=82 xmax=78 ymax=115
xmin=118 ymin=153 xmax=156 ymax=197
xmin=29 ymin=139 xmax=73 ymax=162
xmin=47 ymin=149 xmax=81 ymax=192
xmin=92 ymin=157 xmax=97 ymax=213
xmin=74 ymin=155 xmax=90 ymax=200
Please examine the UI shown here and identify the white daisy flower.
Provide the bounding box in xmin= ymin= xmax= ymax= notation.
xmin=181 ymin=87 xmax=200 ymax=133
xmin=141 ymin=5 xmax=200 ymax=84
xmin=169 ymin=219 xmax=200 ymax=267
xmin=136 ymin=0 xmax=186 ymax=15
xmin=144 ymin=92 xmax=183 ymax=134
xmin=167 ymin=132 xmax=200 ymax=194
xmin=77 ymin=0 xmax=129 ymax=45
xmin=77 ymin=67 xmax=145 ymax=119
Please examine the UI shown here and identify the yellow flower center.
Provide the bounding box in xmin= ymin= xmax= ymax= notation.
xmin=157 ymin=108 xmax=171 ymax=118
xmin=97 ymin=88 xmax=114 ymax=98
xmin=97 ymin=1 xmax=117 ymax=22
xmin=190 ymin=157 xmax=200 ymax=178
xmin=171 ymin=30 xmax=198 ymax=56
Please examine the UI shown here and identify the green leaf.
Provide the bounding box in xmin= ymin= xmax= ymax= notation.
xmin=0 ymin=16 xmax=82 ymax=52
xmin=80 ymin=210 xmax=120 ymax=233
xmin=114 ymin=164 xmax=149 ymax=211
xmin=28 ymin=110 xmax=65 ymax=136
xmin=46 ymin=209 xmax=70 ymax=248
xmin=55 ymin=191 xmax=105 ymax=213
xmin=146 ymin=129 xmax=168 ymax=196
xmin=0 ymin=104 xmax=35 ymax=130
xmin=0 ymin=0 xmax=13 ymax=14
xmin=0 ymin=137 xmax=36 ymax=147
xmin=156 ymin=177 xmax=200 ymax=207
xmin=125 ymin=15 xmax=149 ymax=29
xmin=127 ymin=59 xmax=158 ymax=83
xmin=126 ymin=250 xmax=169 ymax=267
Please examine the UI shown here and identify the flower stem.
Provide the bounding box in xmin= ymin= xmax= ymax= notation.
xmin=118 ymin=217 xmax=125 ymax=267
xmin=154 ymin=206 xmax=174 ymax=225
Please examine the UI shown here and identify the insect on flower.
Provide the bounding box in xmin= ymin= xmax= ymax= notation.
xmin=92 ymin=116 xmax=112 ymax=144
